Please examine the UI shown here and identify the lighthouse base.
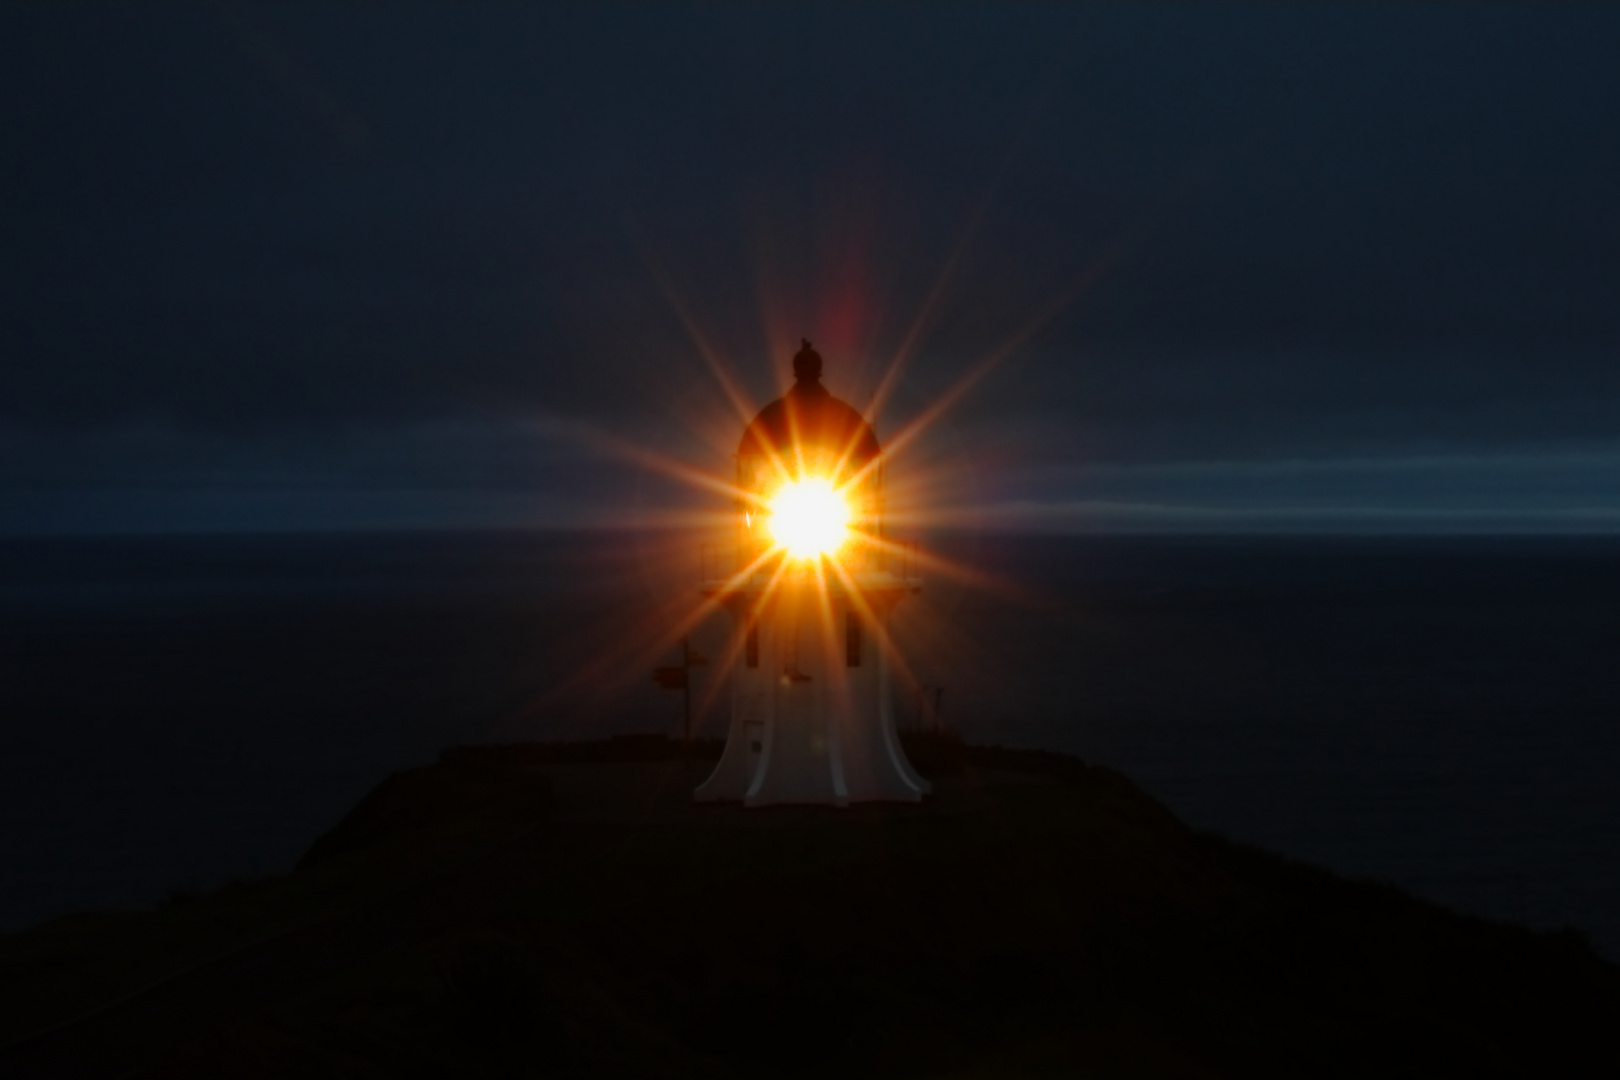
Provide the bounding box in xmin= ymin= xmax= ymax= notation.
xmin=694 ymin=571 xmax=926 ymax=808
xmin=694 ymin=697 xmax=929 ymax=807
xmin=694 ymin=675 xmax=929 ymax=806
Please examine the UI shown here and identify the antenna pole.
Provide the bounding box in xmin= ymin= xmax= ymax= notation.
xmin=682 ymin=636 xmax=692 ymax=745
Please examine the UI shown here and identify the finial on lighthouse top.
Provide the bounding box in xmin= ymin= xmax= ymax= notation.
xmin=792 ymin=338 xmax=823 ymax=386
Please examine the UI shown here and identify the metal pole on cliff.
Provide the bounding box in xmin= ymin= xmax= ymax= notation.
xmin=681 ymin=636 xmax=692 ymax=745
xmin=653 ymin=641 xmax=705 ymax=746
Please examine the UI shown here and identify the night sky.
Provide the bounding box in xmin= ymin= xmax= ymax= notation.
xmin=5 ymin=3 xmax=1619 ymax=535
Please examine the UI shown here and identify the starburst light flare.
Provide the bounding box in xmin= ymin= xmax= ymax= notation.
xmin=766 ymin=477 xmax=852 ymax=560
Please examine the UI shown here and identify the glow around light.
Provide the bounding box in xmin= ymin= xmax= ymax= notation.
xmin=767 ymin=477 xmax=852 ymax=560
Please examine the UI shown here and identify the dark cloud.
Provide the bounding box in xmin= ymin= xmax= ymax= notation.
xmin=2 ymin=3 xmax=1619 ymax=530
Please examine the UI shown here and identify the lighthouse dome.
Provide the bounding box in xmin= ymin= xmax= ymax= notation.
xmin=737 ymin=340 xmax=880 ymax=474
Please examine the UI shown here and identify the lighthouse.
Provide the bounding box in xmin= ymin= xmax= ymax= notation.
xmin=695 ymin=341 xmax=928 ymax=807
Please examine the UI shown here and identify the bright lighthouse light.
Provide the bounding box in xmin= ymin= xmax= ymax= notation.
xmin=767 ymin=477 xmax=851 ymax=560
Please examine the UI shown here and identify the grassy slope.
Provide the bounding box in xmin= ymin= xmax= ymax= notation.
xmin=4 ymin=735 xmax=1616 ymax=1078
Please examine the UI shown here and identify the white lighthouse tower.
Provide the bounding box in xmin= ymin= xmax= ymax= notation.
xmin=695 ymin=341 xmax=928 ymax=807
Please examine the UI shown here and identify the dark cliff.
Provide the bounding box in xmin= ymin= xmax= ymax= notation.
xmin=4 ymin=733 xmax=1615 ymax=1078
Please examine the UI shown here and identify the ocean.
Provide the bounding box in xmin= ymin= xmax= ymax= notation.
xmin=2 ymin=531 xmax=1617 ymax=956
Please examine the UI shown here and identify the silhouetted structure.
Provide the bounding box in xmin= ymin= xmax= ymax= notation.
xmin=696 ymin=341 xmax=926 ymax=805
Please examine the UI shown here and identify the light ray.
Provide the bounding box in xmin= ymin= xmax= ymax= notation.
xmin=691 ymin=557 xmax=795 ymax=720
xmin=826 ymin=557 xmax=925 ymax=702
xmin=514 ymin=540 xmax=787 ymax=727
xmin=640 ymin=252 xmax=768 ymax=437
xmin=810 ymin=559 xmax=843 ymax=697
xmin=863 ymin=47 xmax=1070 ymax=427
xmin=861 ymin=533 xmax=1046 ymax=607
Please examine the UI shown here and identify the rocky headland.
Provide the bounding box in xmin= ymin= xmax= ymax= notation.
xmin=3 ymin=732 xmax=1615 ymax=1077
